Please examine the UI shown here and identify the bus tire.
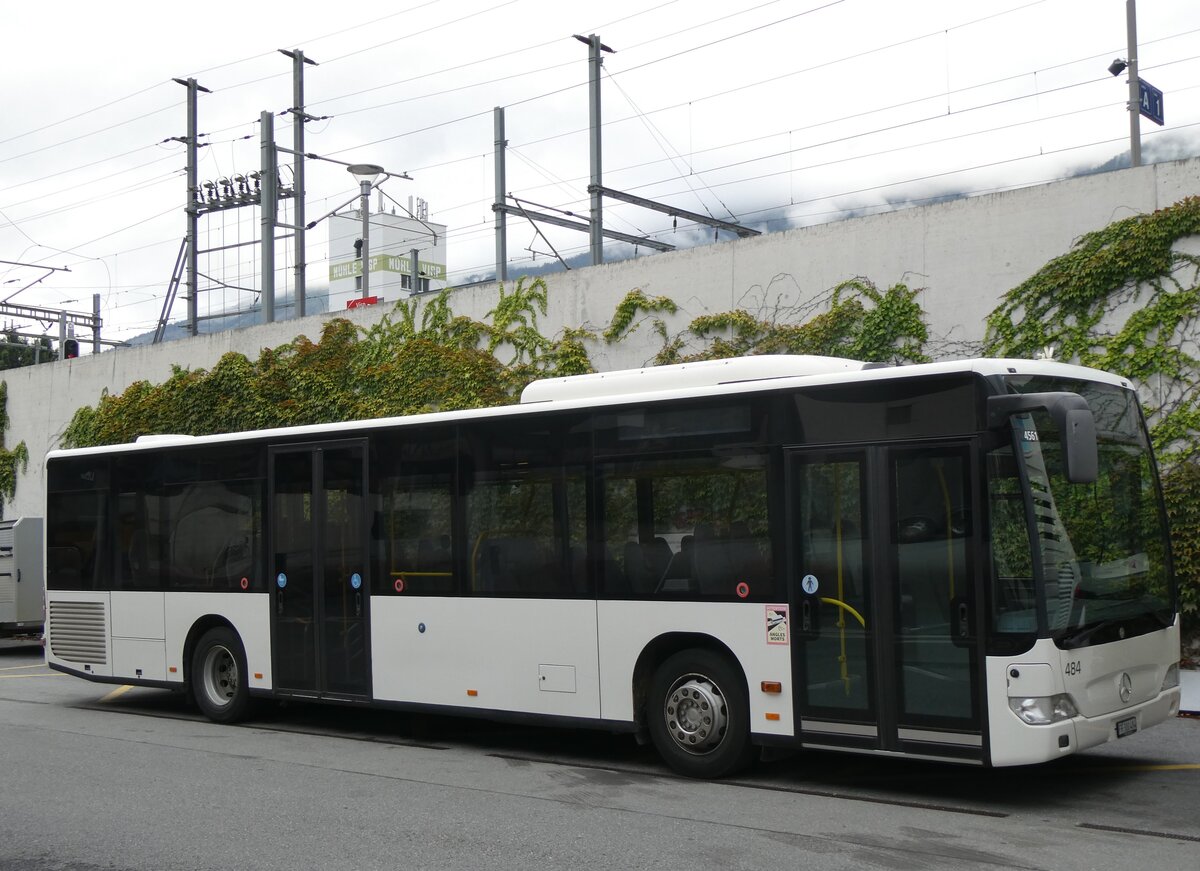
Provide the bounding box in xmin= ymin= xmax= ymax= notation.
xmin=648 ymin=649 xmax=753 ymax=778
xmin=191 ymin=626 xmax=251 ymax=724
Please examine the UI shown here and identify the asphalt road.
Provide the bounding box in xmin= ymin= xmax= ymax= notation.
xmin=1 ymin=640 xmax=1197 ymax=871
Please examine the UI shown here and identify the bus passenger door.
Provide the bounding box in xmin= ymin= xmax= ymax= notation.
xmin=269 ymin=441 xmax=371 ymax=700
xmin=787 ymin=443 xmax=982 ymax=760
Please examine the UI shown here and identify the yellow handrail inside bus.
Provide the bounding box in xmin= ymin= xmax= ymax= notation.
xmin=819 ymin=596 xmax=867 ymax=628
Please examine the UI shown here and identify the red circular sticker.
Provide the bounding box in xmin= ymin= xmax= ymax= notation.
xmin=736 ymin=582 xmax=750 ymax=599
xmin=240 ymin=577 xmax=249 ymax=591
xmin=394 ymin=578 xmax=406 ymax=593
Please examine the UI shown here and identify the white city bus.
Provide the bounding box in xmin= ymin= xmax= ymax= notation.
xmin=44 ymin=355 xmax=1181 ymax=777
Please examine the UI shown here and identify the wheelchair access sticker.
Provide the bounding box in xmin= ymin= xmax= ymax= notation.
xmin=765 ymin=604 xmax=789 ymax=645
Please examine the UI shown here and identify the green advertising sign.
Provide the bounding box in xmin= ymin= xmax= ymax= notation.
xmin=329 ymin=254 xmax=446 ymax=282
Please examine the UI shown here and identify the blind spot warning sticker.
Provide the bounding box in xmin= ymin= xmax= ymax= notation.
xmin=766 ymin=605 xmax=789 ymax=645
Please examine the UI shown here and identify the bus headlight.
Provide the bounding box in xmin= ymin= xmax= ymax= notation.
xmin=1161 ymin=663 xmax=1179 ymax=691
xmin=1008 ymin=693 xmax=1078 ymax=725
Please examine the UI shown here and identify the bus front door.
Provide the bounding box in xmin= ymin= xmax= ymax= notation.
xmin=269 ymin=441 xmax=371 ymax=700
xmin=787 ymin=443 xmax=982 ymax=761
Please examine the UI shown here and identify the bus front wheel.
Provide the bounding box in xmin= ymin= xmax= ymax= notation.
xmin=648 ymin=649 xmax=753 ymax=778
xmin=191 ymin=626 xmax=251 ymax=723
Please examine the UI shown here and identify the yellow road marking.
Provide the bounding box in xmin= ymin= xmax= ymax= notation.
xmin=0 ymin=663 xmax=47 ymax=672
xmin=1105 ymin=763 xmax=1200 ymax=772
xmin=99 ymin=685 xmax=134 ymax=702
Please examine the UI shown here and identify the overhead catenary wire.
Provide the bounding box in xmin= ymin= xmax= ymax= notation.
xmin=0 ymin=1 xmax=451 ymax=151
xmin=428 ymin=51 xmax=1200 ymax=235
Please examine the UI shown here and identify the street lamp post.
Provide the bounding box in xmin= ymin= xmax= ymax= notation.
xmin=347 ymin=163 xmax=384 ymax=298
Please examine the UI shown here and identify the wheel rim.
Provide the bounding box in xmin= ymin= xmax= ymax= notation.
xmin=663 ymin=672 xmax=729 ymax=756
xmin=200 ymin=644 xmax=239 ymax=709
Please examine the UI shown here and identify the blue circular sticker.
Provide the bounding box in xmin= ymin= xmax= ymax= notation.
xmin=350 ymin=573 xmax=362 ymax=590
xmin=801 ymin=574 xmax=819 ymax=595
xmin=276 ymin=573 xmax=287 ymax=589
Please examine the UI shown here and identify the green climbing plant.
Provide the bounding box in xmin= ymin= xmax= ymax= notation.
xmin=0 ymin=382 xmax=29 ymax=506
xmin=985 ymin=196 xmax=1200 ymax=462
xmin=603 ymin=288 xmax=678 ymax=344
xmin=652 ymin=278 xmax=929 ymax=365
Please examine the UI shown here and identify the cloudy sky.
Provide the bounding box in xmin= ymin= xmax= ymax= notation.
xmin=2 ymin=0 xmax=1198 ymax=345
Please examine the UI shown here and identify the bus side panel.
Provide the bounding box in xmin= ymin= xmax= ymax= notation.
xmin=163 ymin=592 xmax=272 ymax=691
xmin=596 ymin=600 xmax=795 ymax=737
xmin=110 ymin=591 xmax=166 ymax=681
xmin=370 ymin=596 xmax=601 ymax=718
xmin=45 ymin=589 xmax=112 ymax=678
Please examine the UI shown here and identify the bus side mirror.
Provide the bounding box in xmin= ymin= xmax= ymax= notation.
xmin=987 ymin=392 xmax=1098 ymax=484
xmin=1060 ymin=407 xmax=1098 ymax=484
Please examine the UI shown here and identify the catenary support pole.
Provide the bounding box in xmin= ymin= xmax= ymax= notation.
xmin=494 ymin=106 xmax=508 ymax=283
xmin=183 ymin=78 xmax=202 ymax=336
xmin=260 ymin=111 xmax=276 ymax=323
xmin=283 ymin=49 xmax=318 ymax=317
xmin=587 ymin=34 xmax=604 ymax=266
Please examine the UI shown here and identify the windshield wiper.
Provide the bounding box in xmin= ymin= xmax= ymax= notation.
xmin=1057 ymin=604 xmax=1172 ymax=648
xmin=1057 ymin=620 xmax=1117 ymax=649
xmin=1149 ymin=608 xmax=1173 ymax=628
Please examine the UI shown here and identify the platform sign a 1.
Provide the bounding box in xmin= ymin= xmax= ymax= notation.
xmin=1138 ymin=78 xmax=1164 ymax=126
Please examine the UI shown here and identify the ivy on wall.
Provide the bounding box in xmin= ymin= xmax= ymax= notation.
xmin=644 ymin=278 xmax=929 ymax=365
xmin=984 ymin=196 xmax=1200 ymax=462
xmin=0 ymin=383 xmax=29 ymax=507
xmin=61 ymin=275 xmax=928 ymax=449
xmin=1164 ymin=462 xmax=1200 ymax=626
xmin=61 ymin=277 xmax=585 ymax=449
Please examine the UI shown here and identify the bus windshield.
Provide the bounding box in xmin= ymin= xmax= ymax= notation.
xmin=988 ymin=377 xmax=1175 ymax=648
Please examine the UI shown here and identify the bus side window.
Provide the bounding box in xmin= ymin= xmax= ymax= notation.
xmin=601 ymin=453 xmax=773 ymax=600
xmin=46 ymin=487 xmax=108 ymax=592
xmin=374 ymin=480 xmax=455 ymax=596
xmin=460 ymin=419 xmax=587 ymax=599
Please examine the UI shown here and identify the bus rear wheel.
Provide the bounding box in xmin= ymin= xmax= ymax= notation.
xmin=648 ymin=649 xmax=753 ymax=778
xmin=191 ymin=626 xmax=251 ymax=723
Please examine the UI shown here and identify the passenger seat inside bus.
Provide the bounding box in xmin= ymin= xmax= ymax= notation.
xmin=624 ymin=537 xmax=673 ymax=594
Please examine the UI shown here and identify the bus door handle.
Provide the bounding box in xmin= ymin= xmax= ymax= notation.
xmin=796 ymin=597 xmax=820 ymax=640
xmin=951 ymin=596 xmax=973 ymax=646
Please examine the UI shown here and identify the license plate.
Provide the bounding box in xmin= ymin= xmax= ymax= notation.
xmin=1116 ymin=716 xmax=1138 ymax=738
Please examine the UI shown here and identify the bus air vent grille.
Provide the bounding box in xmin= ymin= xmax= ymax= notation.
xmin=48 ymin=601 xmax=107 ymax=665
